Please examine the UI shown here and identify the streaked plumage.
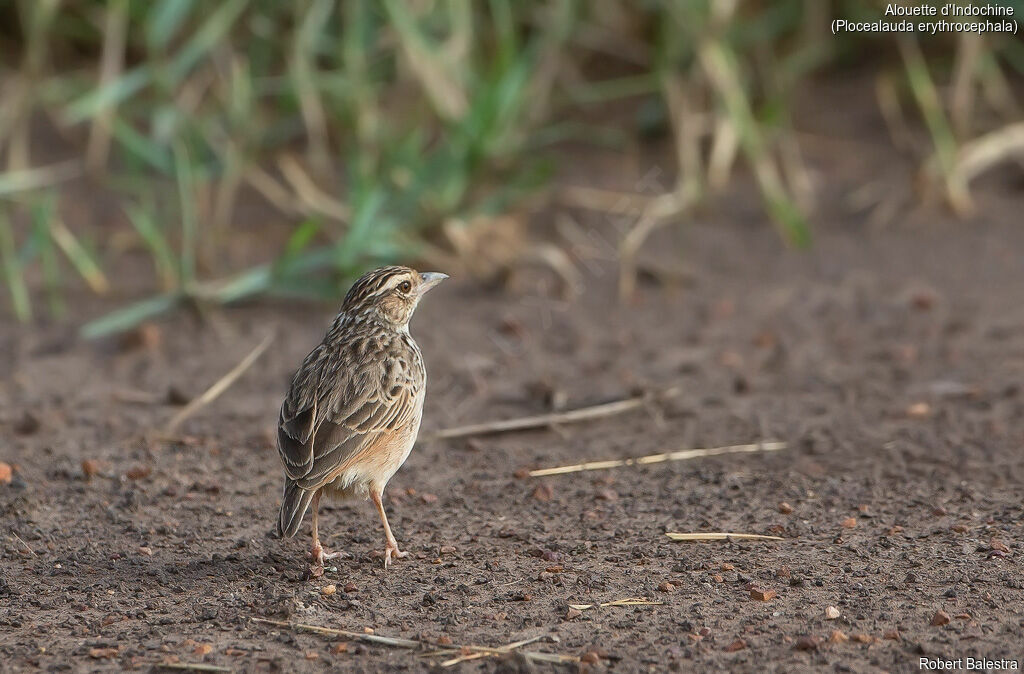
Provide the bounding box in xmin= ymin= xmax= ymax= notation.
xmin=276 ymin=266 xmax=447 ymax=570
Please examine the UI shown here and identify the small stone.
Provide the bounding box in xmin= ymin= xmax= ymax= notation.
xmin=82 ymin=459 xmax=100 ymax=478
xmin=840 ymin=517 xmax=857 ymax=529
xmin=192 ymin=644 xmax=212 ymax=656
xmin=580 ymin=651 xmax=600 ymax=664
xmin=420 ymin=493 xmax=438 ymax=504
xmin=658 ymin=582 xmax=675 ymax=593
xmin=0 ymin=462 xmax=12 ymax=485
xmin=331 ymin=643 xmax=348 ymax=654
xmin=89 ymin=647 xmax=120 ymax=659
xmin=437 ymin=636 xmax=453 ymax=646
xmin=906 ymin=402 xmax=931 ymax=419
xmin=724 ymin=639 xmax=746 ymax=652
xmin=321 ymin=584 xmax=336 ymax=596
xmin=883 ymin=629 xmax=900 ymax=641
xmin=931 ymin=610 xmax=951 ymax=626
xmin=125 ymin=465 xmax=151 ymax=480
xmin=596 ymin=488 xmax=618 ymax=502
xmin=712 ymin=574 xmax=724 ymax=583
xmin=720 ymin=563 xmax=734 ymax=571
xmin=305 ymin=652 xmax=318 ymax=660
xmin=750 ymin=588 xmax=776 ymax=601
xmin=989 ymin=539 xmax=1010 ymax=554
xmin=794 ymin=636 xmax=819 ymax=651
xmin=439 ymin=545 xmax=457 ymax=555
xmin=825 ymin=606 xmax=840 ymax=620
xmin=778 ymin=502 xmax=793 ymax=514
xmin=14 ymin=412 xmax=40 ymax=435
xmin=852 ymin=633 xmax=875 ymax=644
xmin=138 ymin=546 xmax=153 ymax=556
xmin=532 ymin=484 xmax=553 ymax=502
xmin=829 ymin=630 xmax=849 ymax=643
xmin=343 ymin=582 xmax=357 ymax=593
xmin=566 ymin=607 xmax=582 ymax=620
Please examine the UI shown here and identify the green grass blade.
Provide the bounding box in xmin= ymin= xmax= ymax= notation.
xmin=172 ymin=142 xmax=198 ymax=285
xmin=146 ymin=0 xmax=196 ymax=51
xmin=166 ymin=0 xmax=248 ymax=84
xmin=63 ymin=67 xmax=152 ymax=125
xmin=80 ymin=294 xmax=180 ymax=339
xmin=30 ymin=197 xmax=65 ymax=317
xmin=0 ymin=210 xmax=32 ymax=322
xmin=124 ymin=201 xmax=179 ymax=290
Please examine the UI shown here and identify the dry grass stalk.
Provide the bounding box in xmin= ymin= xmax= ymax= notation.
xmin=665 ymin=532 xmax=784 ymax=542
xmin=557 ymin=185 xmax=657 ymax=214
xmin=277 ymin=154 xmax=349 ymax=222
xmin=568 ymin=597 xmax=662 ymax=611
xmin=155 ymin=663 xmax=232 ymax=673
xmin=438 ymin=635 xmax=543 ymax=667
xmin=85 ymin=0 xmax=127 ymax=172
xmin=954 ymin=121 xmax=1024 ymax=183
xmin=252 ymin=618 xmax=578 ymax=666
xmin=432 ymin=387 xmax=681 ymax=440
xmin=528 ymin=440 xmax=786 ymax=477
xmin=166 ymin=333 xmax=275 ymax=432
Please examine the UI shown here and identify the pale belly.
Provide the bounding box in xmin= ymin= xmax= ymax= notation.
xmin=322 ymin=398 xmax=423 ymax=500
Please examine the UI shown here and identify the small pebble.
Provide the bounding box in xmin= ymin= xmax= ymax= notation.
xmin=825 ymin=606 xmax=840 ymax=620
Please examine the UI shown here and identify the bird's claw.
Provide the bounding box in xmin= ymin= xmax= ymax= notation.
xmin=383 ymin=544 xmax=408 ymax=569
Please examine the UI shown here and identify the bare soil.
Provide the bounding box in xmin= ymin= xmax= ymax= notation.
xmin=2 ymin=86 xmax=1023 ymax=672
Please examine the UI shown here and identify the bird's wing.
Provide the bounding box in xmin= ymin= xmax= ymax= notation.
xmin=277 ymin=337 xmax=422 ymax=489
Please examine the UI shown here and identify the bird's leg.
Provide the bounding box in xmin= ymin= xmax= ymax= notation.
xmin=371 ymin=490 xmax=408 ymax=569
xmin=309 ymin=490 xmax=342 ymax=570
xmin=310 ymin=490 xmax=325 ymax=568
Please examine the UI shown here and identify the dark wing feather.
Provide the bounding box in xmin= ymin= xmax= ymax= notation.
xmin=277 ymin=330 xmax=423 ymax=489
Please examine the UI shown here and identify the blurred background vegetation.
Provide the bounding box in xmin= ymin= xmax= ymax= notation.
xmin=0 ymin=0 xmax=1022 ymax=336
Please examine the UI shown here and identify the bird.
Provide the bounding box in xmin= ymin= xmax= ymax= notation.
xmin=275 ymin=266 xmax=447 ymax=570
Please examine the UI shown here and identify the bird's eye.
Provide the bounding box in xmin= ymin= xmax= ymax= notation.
xmin=398 ymin=281 xmax=412 ymax=293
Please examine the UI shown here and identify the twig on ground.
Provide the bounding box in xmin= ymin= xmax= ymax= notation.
xmin=431 ymin=387 xmax=681 ymax=440
xmin=251 ymin=618 xmax=579 ymax=666
xmin=251 ymin=618 xmax=419 ymax=648
xmin=12 ymin=531 xmax=36 ymax=556
xmin=165 ymin=333 xmax=275 ymax=432
xmin=665 ymin=532 xmax=784 ymax=542
xmin=528 ymin=440 xmax=786 ymax=477
xmin=568 ymin=597 xmax=662 ymax=611
xmin=155 ymin=663 xmax=232 ymax=673
xmin=437 ymin=635 xmax=544 ymax=667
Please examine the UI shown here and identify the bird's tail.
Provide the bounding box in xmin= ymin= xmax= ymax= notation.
xmin=278 ymin=480 xmax=314 ymax=538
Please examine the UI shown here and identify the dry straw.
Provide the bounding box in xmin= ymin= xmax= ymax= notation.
xmin=529 ymin=440 xmax=786 ymax=477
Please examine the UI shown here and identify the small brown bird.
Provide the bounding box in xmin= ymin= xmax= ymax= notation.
xmin=276 ymin=266 xmax=447 ymax=569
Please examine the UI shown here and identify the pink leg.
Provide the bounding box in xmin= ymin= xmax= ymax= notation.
xmin=371 ymin=490 xmax=408 ymax=569
xmin=309 ymin=490 xmax=341 ymax=570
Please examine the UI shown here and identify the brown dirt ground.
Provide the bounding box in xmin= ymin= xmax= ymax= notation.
xmin=2 ymin=85 xmax=1024 ymax=673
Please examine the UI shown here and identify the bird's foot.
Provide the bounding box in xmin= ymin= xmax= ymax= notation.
xmin=383 ymin=543 xmax=408 ymax=570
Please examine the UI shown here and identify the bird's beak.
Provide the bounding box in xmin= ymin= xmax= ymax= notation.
xmin=417 ymin=272 xmax=449 ymax=295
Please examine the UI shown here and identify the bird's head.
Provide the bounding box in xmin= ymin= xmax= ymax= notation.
xmin=341 ymin=266 xmax=448 ymax=329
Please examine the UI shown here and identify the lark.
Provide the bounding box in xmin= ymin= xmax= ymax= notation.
xmin=276 ymin=266 xmax=447 ymax=570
